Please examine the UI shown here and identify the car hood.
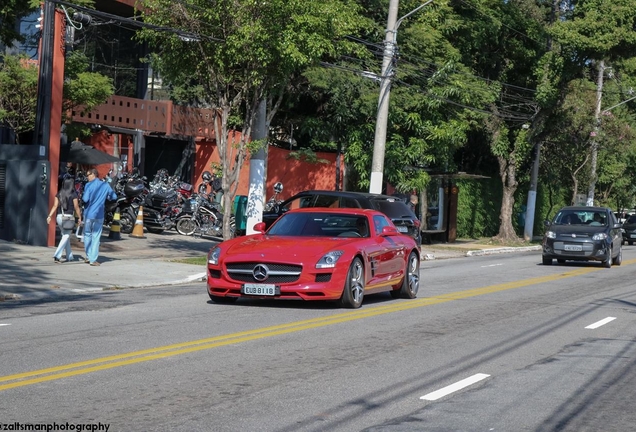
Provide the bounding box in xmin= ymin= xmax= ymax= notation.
xmin=548 ymin=224 xmax=609 ymax=236
xmin=221 ymin=235 xmax=355 ymax=261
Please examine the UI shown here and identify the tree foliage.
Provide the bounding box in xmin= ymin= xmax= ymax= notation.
xmin=138 ymin=0 xmax=369 ymax=238
xmin=0 ymin=55 xmax=37 ymax=144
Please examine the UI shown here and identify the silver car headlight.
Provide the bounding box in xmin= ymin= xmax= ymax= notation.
xmin=316 ymin=251 xmax=344 ymax=269
xmin=592 ymin=233 xmax=608 ymax=241
xmin=546 ymin=231 xmax=556 ymax=239
xmin=208 ymin=247 xmax=221 ymax=266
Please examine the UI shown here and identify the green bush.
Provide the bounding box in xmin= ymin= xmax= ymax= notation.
xmin=454 ymin=178 xmax=569 ymax=239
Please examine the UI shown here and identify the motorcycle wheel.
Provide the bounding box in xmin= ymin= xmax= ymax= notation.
xmin=228 ymin=216 xmax=236 ymax=238
xmin=119 ymin=211 xmax=135 ymax=234
xmin=176 ymin=217 xmax=198 ymax=236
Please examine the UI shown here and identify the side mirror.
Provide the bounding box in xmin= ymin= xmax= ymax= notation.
xmin=253 ymin=222 xmax=266 ymax=233
xmin=381 ymin=226 xmax=399 ymax=236
xmin=543 ymin=219 xmax=551 ymax=227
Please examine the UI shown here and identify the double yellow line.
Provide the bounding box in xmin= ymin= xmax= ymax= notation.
xmin=0 ymin=265 xmax=606 ymax=392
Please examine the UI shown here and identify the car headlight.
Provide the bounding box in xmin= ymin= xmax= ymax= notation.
xmin=208 ymin=247 xmax=221 ymax=266
xmin=546 ymin=231 xmax=556 ymax=239
xmin=592 ymin=233 xmax=608 ymax=241
xmin=316 ymin=251 xmax=344 ymax=269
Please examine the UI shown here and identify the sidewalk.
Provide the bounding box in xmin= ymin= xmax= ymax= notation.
xmin=0 ymin=230 xmax=540 ymax=303
xmin=0 ymin=229 xmax=218 ymax=302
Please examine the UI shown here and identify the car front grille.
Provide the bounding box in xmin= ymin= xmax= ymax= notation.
xmin=225 ymin=262 xmax=302 ymax=284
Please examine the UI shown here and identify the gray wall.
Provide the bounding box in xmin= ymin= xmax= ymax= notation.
xmin=0 ymin=145 xmax=50 ymax=246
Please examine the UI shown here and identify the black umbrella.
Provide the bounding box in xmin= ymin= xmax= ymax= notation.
xmin=61 ymin=140 xmax=120 ymax=165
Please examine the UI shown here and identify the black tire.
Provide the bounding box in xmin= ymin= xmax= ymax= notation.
xmin=603 ymin=249 xmax=612 ymax=268
xmin=119 ymin=211 xmax=135 ymax=234
xmin=146 ymin=227 xmax=164 ymax=234
xmin=612 ymin=246 xmax=622 ymax=266
xmin=391 ymin=251 xmax=419 ymax=299
xmin=542 ymin=256 xmax=552 ymax=265
xmin=340 ymin=257 xmax=364 ymax=308
xmin=629 ymin=241 xmax=633 ymax=246
xmin=208 ymin=293 xmax=238 ymax=303
xmin=176 ymin=217 xmax=197 ymax=236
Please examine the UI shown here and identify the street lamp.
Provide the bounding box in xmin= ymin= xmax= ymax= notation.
xmin=369 ymin=0 xmax=433 ymax=194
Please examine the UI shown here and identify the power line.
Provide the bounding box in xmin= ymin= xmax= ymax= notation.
xmin=50 ymin=0 xmax=224 ymax=43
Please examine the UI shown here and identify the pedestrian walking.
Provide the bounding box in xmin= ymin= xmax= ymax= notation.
xmin=47 ymin=177 xmax=82 ymax=263
xmin=408 ymin=194 xmax=419 ymax=218
xmin=211 ymin=173 xmax=223 ymax=204
xmin=82 ymin=168 xmax=117 ymax=266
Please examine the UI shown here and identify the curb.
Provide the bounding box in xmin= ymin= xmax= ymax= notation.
xmin=118 ymin=272 xmax=208 ymax=289
xmin=466 ymin=245 xmax=541 ymax=257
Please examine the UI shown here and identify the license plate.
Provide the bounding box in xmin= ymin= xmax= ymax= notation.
xmin=242 ymin=284 xmax=277 ymax=296
xmin=630 ymin=234 xmax=636 ymax=238
xmin=564 ymin=245 xmax=583 ymax=251
xmin=396 ymin=226 xmax=408 ymax=233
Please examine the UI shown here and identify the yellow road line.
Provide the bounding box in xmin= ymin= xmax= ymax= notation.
xmin=0 ymin=263 xmax=615 ymax=391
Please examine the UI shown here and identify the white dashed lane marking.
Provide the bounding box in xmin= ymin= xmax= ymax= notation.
xmin=585 ymin=317 xmax=616 ymax=329
xmin=420 ymin=373 xmax=491 ymax=401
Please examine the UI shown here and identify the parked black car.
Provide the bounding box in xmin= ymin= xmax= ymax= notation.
xmin=262 ymin=190 xmax=421 ymax=244
xmin=621 ymin=214 xmax=636 ymax=245
xmin=542 ymin=206 xmax=622 ymax=268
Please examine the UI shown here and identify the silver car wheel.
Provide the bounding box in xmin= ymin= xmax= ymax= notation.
xmin=350 ymin=260 xmax=364 ymax=304
xmin=408 ymin=254 xmax=419 ymax=296
xmin=340 ymin=258 xmax=365 ymax=308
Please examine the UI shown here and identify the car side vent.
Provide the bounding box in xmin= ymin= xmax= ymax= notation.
xmin=315 ymin=273 xmax=332 ymax=282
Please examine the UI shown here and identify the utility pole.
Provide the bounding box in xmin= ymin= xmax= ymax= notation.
xmin=369 ymin=0 xmax=399 ymax=194
xmin=245 ymin=99 xmax=267 ymax=235
xmin=369 ymin=0 xmax=433 ymax=194
xmin=586 ymin=59 xmax=605 ymax=207
xmin=33 ymin=0 xmax=55 ymax=152
xmin=523 ymin=133 xmax=539 ymax=241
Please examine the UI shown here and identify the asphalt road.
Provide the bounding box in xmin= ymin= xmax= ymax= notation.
xmin=1 ymin=249 xmax=635 ymax=431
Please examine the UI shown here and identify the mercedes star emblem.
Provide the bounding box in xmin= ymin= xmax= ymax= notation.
xmin=253 ymin=264 xmax=269 ymax=281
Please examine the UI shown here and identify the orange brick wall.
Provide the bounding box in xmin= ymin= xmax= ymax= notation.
xmin=194 ymin=141 xmax=344 ymax=200
xmin=84 ymin=132 xmax=343 ymax=196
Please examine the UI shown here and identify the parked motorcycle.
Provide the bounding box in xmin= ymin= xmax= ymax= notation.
xmin=103 ymin=178 xmax=144 ymax=234
xmin=136 ymin=187 xmax=182 ymax=234
xmin=175 ymin=193 xmax=235 ymax=238
xmin=264 ymin=182 xmax=284 ymax=213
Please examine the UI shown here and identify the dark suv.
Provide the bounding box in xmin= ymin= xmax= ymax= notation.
xmin=262 ymin=190 xmax=421 ymax=244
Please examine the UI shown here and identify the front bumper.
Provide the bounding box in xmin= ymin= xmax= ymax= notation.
xmin=207 ymin=264 xmax=348 ymax=301
xmin=542 ymin=239 xmax=610 ymax=261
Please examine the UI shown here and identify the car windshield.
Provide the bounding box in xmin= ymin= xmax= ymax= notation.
xmin=555 ymin=211 xmax=607 ymax=226
xmin=626 ymin=215 xmax=636 ymax=224
xmin=371 ymin=200 xmax=416 ymax=220
xmin=268 ymin=213 xmax=369 ymax=237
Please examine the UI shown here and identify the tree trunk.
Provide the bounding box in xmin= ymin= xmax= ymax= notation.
xmin=495 ymin=154 xmax=520 ymax=242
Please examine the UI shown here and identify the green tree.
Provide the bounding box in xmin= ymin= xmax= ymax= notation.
xmin=0 ymin=55 xmax=38 ymax=144
xmin=549 ymin=0 xmax=636 ymax=204
xmin=0 ymin=1 xmax=37 ymax=47
xmin=63 ymin=51 xmax=115 ymax=139
xmin=138 ymin=0 xmax=369 ymax=239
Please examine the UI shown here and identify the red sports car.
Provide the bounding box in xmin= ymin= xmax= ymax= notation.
xmin=207 ymin=208 xmax=420 ymax=308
